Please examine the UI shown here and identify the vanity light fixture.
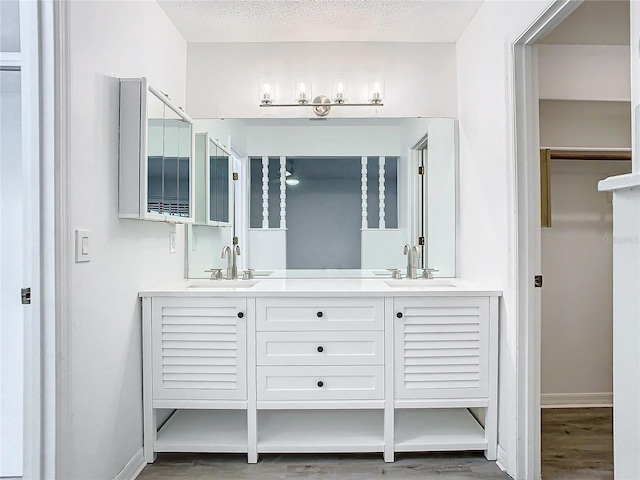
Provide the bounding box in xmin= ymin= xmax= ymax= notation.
xmin=285 ymin=162 xmax=300 ymax=186
xmin=259 ymin=75 xmax=384 ymax=117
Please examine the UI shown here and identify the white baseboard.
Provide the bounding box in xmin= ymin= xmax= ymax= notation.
xmin=541 ymin=392 xmax=613 ymax=408
xmin=114 ymin=448 xmax=146 ymax=480
xmin=496 ymin=444 xmax=509 ymax=474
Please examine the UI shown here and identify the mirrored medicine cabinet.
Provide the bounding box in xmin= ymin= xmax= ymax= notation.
xmin=186 ymin=117 xmax=457 ymax=280
xmin=118 ymin=77 xmax=195 ymax=223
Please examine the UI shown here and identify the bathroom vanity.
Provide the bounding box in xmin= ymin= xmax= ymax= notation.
xmin=140 ymin=278 xmax=500 ymax=464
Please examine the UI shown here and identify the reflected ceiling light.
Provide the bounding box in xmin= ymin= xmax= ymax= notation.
xmin=285 ymin=164 xmax=300 ymax=186
xmin=285 ymin=175 xmax=300 ymax=186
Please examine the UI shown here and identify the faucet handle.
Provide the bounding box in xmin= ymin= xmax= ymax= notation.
xmin=421 ymin=268 xmax=439 ymax=280
xmin=242 ymin=269 xmax=255 ymax=280
xmin=205 ymin=268 xmax=223 ymax=280
xmin=387 ymin=268 xmax=402 ymax=279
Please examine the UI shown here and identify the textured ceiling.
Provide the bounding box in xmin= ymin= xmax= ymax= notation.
xmin=539 ymin=0 xmax=629 ymax=45
xmin=157 ymin=0 xmax=483 ymax=43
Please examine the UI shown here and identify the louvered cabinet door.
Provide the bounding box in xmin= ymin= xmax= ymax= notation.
xmin=394 ymin=297 xmax=490 ymax=400
xmin=151 ymin=297 xmax=247 ymax=401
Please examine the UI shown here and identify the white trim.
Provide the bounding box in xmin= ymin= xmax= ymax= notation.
xmin=20 ymin=1 xmax=43 ymax=478
xmin=496 ymin=444 xmax=509 ymax=473
xmin=53 ymin=0 xmax=72 ymax=478
xmin=599 ymin=172 xmax=640 ymax=191
xmin=511 ymin=2 xmax=583 ymax=480
xmin=541 ymin=393 xmax=613 ymax=408
xmin=114 ymin=448 xmax=146 ymax=480
xmin=40 ymin=1 xmax=57 ymax=477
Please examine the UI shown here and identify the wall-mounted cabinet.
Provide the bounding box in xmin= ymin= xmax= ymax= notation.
xmin=119 ymin=77 xmax=195 ymax=223
xmin=194 ymin=133 xmax=234 ymax=226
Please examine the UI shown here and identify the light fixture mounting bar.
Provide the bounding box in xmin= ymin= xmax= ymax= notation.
xmin=260 ymin=103 xmax=384 ymax=107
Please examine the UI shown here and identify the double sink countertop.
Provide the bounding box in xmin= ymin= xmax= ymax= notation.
xmin=140 ymin=270 xmax=502 ymax=297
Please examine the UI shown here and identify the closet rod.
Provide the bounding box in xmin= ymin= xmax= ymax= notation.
xmin=549 ymin=151 xmax=631 ymax=161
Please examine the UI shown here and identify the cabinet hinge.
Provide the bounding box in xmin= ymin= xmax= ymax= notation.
xmin=534 ymin=275 xmax=543 ymax=288
xmin=418 ymin=166 xmax=425 ymax=175
xmin=418 ymin=236 xmax=425 ymax=246
xmin=233 ymin=236 xmax=239 ymax=245
xmin=21 ymin=287 xmax=31 ymax=305
xmin=233 ymin=173 xmax=239 ymax=181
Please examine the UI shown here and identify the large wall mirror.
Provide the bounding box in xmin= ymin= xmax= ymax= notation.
xmin=186 ymin=117 xmax=456 ymax=279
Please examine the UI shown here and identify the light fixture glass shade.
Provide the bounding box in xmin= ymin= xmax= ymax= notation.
xmin=285 ymin=176 xmax=300 ymax=186
xmin=294 ymin=75 xmax=312 ymax=104
xmin=331 ymin=75 xmax=349 ymax=104
xmin=368 ymin=74 xmax=385 ymax=104
xmin=259 ymin=76 xmax=275 ymax=104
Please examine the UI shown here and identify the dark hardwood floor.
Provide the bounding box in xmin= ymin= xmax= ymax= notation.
xmin=137 ymin=408 xmax=613 ymax=479
xmin=541 ymin=408 xmax=613 ymax=480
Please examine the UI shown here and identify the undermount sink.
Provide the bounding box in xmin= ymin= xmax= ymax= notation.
xmin=384 ymin=279 xmax=456 ymax=288
xmin=187 ymin=280 xmax=259 ymax=289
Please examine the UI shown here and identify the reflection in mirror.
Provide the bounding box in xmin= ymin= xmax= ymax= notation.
xmin=186 ymin=118 xmax=456 ymax=279
xmin=146 ymin=90 xmax=191 ymax=218
xmin=209 ymin=141 xmax=230 ymax=224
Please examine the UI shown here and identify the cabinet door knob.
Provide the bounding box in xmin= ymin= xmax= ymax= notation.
xmin=237 ymin=312 xmax=244 ymax=318
xmin=396 ymin=312 xmax=403 ymax=318
xmin=317 ymin=381 xmax=324 ymax=388
xmin=316 ymin=311 xmax=323 ymax=318
xmin=317 ymin=346 xmax=324 ymax=353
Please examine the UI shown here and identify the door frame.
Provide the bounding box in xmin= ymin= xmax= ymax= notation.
xmin=511 ymin=1 xmax=582 ymax=479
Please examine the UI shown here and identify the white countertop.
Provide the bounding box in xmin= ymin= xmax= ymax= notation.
xmin=139 ymin=277 xmax=502 ymax=297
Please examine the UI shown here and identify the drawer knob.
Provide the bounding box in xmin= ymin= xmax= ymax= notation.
xmin=316 ymin=311 xmax=323 ymax=318
xmin=317 ymin=381 xmax=324 ymax=388
xmin=396 ymin=312 xmax=403 ymax=318
xmin=237 ymin=312 xmax=244 ymax=318
xmin=317 ymin=346 xmax=324 ymax=353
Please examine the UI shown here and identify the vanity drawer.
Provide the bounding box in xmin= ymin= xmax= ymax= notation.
xmin=256 ymin=297 xmax=384 ymax=332
xmin=257 ymin=331 xmax=384 ymax=366
xmin=257 ymin=366 xmax=384 ymax=401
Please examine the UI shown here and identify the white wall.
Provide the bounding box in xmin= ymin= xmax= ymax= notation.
xmin=456 ymin=1 xmax=555 ymax=475
xmin=65 ymin=1 xmax=187 ymax=478
xmin=541 ymin=160 xmax=630 ymax=400
xmin=538 ymin=45 xmax=630 ymax=101
xmin=539 ymin=100 xmax=631 ymax=149
xmin=246 ymin=123 xmax=402 ymax=157
xmin=186 ymin=42 xmax=457 ymax=118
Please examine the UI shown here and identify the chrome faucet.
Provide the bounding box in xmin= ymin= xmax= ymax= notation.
xmin=232 ymin=244 xmax=240 ymax=280
xmin=221 ymin=246 xmax=233 ymax=279
xmin=403 ymin=244 xmax=422 ymax=279
xmin=221 ymin=244 xmax=241 ymax=280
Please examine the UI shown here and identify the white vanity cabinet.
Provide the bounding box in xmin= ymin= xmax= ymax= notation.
xmin=141 ymin=286 xmax=499 ymax=465
xmin=392 ymin=296 xmax=498 ymax=459
xmin=151 ymin=297 xmax=247 ymax=401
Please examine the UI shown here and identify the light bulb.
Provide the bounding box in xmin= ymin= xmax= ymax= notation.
xmin=262 ymin=83 xmax=272 ymax=104
xmin=337 ymin=82 xmax=344 ymax=94
xmin=299 ymin=82 xmax=306 ymax=93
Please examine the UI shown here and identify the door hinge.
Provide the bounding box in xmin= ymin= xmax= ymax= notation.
xmin=534 ymin=275 xmax=543 ymax=288
xmin=418 ymin=166 xmax=425 ymax=175
xmin=21 ymin=287 xmax=31 ymax=305
xmin=418 ymin=236 xmax=425 ymax=246
xmin=233 ymin=173 xmax=239 ymax=181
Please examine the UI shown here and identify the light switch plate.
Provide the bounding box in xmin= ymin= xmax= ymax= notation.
xmin=169 ymin=231 xmax=177 ymax=254
xmin=75 ymin=229 xmax=92 ymax=263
